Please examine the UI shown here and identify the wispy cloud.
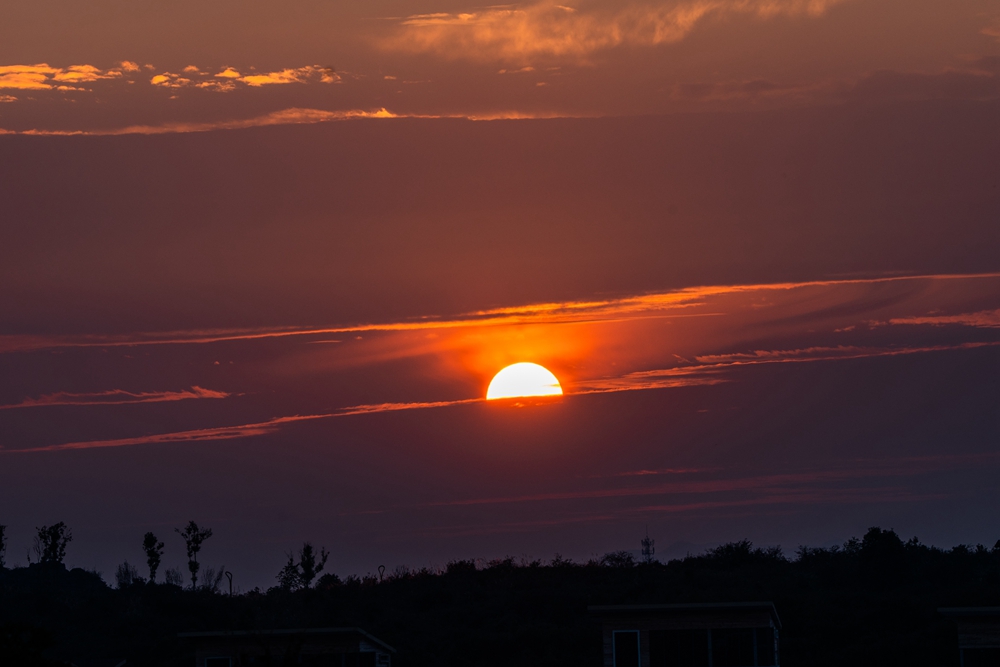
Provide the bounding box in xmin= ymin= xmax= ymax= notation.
xmin=0 ymin=386 xmax=228 ymax=411
xmin=2 ymin=272 xmax=998 ymax=353
xmin=336 ymin=398 xmax=480 ymax=416
xmin=7 ymin=336 xmax=999 ymax=454
xmin=0 ymin=399 xmax=479 ymax=453
xmin=3 ymin=414 xmax=331 ymax=453
xmin=421 ymin=460 xmax=967 ymax=508
xmin=881 ymin=309 xmax=1000 ymax=329
xmin=2 ymin=107 xmax=397 ymax=137
xmin=381 ymin=0 xmax=848 ymax=63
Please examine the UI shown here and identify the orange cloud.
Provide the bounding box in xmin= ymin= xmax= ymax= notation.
xmin=239 ymin=66 xmax=339 ymax=86
xmin=883 ymin=309 xmax=1000 ymax=328
xmin=0 ymin=65 xmax=58 ymax=89
xmin=0 ymin=386 xmax=229 ymax=411
xmin=0 ymin=63 xmax=126 ymax=89
xmin=1 ymin=271 xmax=998 ymax=353
xmin=5 ymin=107 xmax=398 ymax=137
xmin=152 ymin=65 xmax=340 ymax=90
xmin=382 ymin=0 xmax=848 ymax=62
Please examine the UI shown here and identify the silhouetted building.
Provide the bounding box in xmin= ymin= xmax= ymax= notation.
xmin=178 ymin=627 xmax=394 ymax=667
xmin=940 ymin=607 xmax=1000 ymax=667
xmin=589 ymin=602 xmax=780 ymax=667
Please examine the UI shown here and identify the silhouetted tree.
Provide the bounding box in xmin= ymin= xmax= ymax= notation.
xmin=276 ymin=554 xmax=302 ymax=590
xmin=599 ymin=551 xmax=635 ymax=568
xmin=298 ymin=542 xmax=329 ymax=588
xmin=860 ymin=526 xmax=907 ymax=585
xmin=32 ymin=523 xmax=71 ymax=565
xmin=175 ymin=521 xmax=213 ymax=589
xmin=142 ymin=532 xmax=165 ymax=582
xmin=275 ymin=542 xmax=330 ymax=590
xmin=0 ymin=524 xmax=6 ymax=569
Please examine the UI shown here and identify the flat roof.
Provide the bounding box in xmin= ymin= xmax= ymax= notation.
xmin=588 ymin=602 xmax=781 ymax=629
xmin=939 ymin=607 xmax=1000 ymax=617
xmin=178 ymin=627 xmax=395 ymax=653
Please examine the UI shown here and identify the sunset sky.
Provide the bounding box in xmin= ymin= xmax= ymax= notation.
xmin=1 ymin=0 xmax=999 ymax=588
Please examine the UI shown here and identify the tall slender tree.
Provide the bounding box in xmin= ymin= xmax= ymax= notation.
xmin=298 ymin=542 xmax=330 ymax=588
xmin=34 ymin=523 xmax=72 ymax=565
xmin=175 ymin=521 xmax=213 ymax=589
xmin=142 ymin=532 xmax=165 ymax=582
xmin=0 ymin=524 xmax=7 ymax=569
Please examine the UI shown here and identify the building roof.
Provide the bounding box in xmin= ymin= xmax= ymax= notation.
xmin=588 ymin=602 xmax=781 ymax=629
xmin=177 ymin=627 xmax=396 ymax=653
xmin=939 ymin=607 xmax=1000 ymax=618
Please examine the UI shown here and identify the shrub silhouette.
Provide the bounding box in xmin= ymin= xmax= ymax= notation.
xmin=114 ymin=561 xmax=142 ymax=589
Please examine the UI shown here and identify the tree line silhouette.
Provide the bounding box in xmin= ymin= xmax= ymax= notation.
xmin=1 ymin=523 xmax=999 ymax=666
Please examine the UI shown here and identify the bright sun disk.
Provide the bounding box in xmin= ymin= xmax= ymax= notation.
xmin=486 ymin=362 xmax=563 ymax=400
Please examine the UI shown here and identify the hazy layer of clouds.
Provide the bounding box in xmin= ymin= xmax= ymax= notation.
xmin=382 ymin=0 xmax=849 ymax=63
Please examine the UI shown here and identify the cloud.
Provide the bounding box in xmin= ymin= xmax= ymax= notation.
xmin=846 ymin=67 xmax=1000 ymax=103
xmin=571 ymin=341 xmax=1000 ymax=395
xmin=0 ymin=62 xmax=339 ymax=95
xmin=8 ymin=337 xmax=1000 ymax=454
xmin=881 ymin=309 xmax=1000 ymax=328
xmin=2 ymin=415 xmax=330 ymax=454
xmin=0 ymin=63 xmax=125 ymax=90
xmin=2 ymin=271 xmax=998 ymax=354
xmin=151 ymin=65 xmax=340 ymax=90
xmin=419 ymin=455 xmax=979 ymax=509
xmin=336 ymin=398 xmax=480 ymax=416
xmin=381 ymin=0 xmax=848 ymax=62
xmin=692 ymin=342 xmax=1000 ymax=365
xmin=4 ymin=107 xmax=397 ymax=137
xmin=983 ymin=19 xmax=1000 ymax=42
xmin=0 ymin=386 xmax=229 ymax=411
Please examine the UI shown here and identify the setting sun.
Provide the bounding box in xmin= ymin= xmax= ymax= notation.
xmin=486 ymin=362 xmax=563 ymax=400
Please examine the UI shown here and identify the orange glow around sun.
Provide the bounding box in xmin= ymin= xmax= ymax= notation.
xmin=486 ymin=362 xmax=563 ymax=400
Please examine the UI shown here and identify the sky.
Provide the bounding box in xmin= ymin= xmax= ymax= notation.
xmin=0 ymin=0 xmax=999 ymax=589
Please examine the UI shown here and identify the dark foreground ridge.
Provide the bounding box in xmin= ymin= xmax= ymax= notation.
xmin=2 ymin=527 xmax=1000 ymax=666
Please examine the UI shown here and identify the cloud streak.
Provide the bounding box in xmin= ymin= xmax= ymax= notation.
xmin=882 ymin=309 xmax=1000 ymax=329
xmin=4 ymin=271 xmax=995 ymax=354
xmin=3 ymin=414 xmax=331 ymax=453
xmin=0 ymin=386 xmax=228 ymax=411
xmin=0 ymin=107 xmax=398 ymax=137
xmin=381 ymin=0 xmax=848 ymax=62
xmin=7 ymin=337 xmax=999 ymax=454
